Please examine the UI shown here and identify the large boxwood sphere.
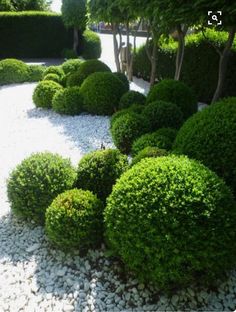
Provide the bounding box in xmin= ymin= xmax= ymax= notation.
xmin=110 ymin=104 xmax=145 ymax=127
xmin=80 ymin=72 xmax=127 ymax=115
xmin=61 ymin=59 xmax=84 ymax=75
xmin=113 ymin=72 xmax=130 ymax=92
xmin=76 ymin=149 xmax=128 ymax=201
xmin=7 ymin=152 xmax=76 ymax=224
xmin=45 ymin=189 xmax=104 ymax=251
xmin=174 ymin=97 xmax=236 ymax=195
xmin=0 ymin=58 xmax=29 ymax=84
xmin=52 ymin=87 xmax=84 ymax=115
xmin=147 ymin=79 xmax=197 ymax=119
xmin=143 ymin=100 xmax=183 ymax=131
xmin=119 ymin=90 xmax=146 ymax=109
xmin=33 ymin=80 xmax=63 ymax=109
xmin=105 ymin=155 xmax=236 ymax=289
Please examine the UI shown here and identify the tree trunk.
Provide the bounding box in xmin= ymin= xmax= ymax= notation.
xmin=212 ymin=26 xmax=236 ymax=103
xmin=126 ymin=21 xmax=131 ymax=80
xmin=150 ymin=41 xmax=157 ymax=86
xmin=73 ymin=27 xmax=79 ymax=54
xmin=174 ymin=24 xmax=185 ymax=80
xmin=112 ymin=23 xmax=121 ymax=72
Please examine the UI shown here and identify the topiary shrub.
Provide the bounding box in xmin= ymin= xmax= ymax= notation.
xmin=81 ymin=30 xmax=102 ymax=59
xmin=131 ymin=132 xmax=172 ymax=156
xmin=43 ymin=66 xmax=64 ymax=79
xmin=33 ymin=80 xmax=63 ymax=109
xmin=66 ymin=59 xmax=111 ymax=87
xmin=45 ymin=189 xmax=104 ymax=251
xmin=0 ymin=58 xmax=29 ymax=84
xmin=61 ymin=58 xmax=84 ymax=75
xmin=28 ymin=65 xmax=46 ymax=82
xmin=52 ymin=87 xmax=84 ymax=115
xmin=43 ymin=73 xmax=62 ymax=84
xmin=80 ymin=72 xmax=126 ymax=115
xmin=110 ymin=104 xmax=145 ymax=127
xmin=132 ymin=146 xmax=168 ymax=165
xmin=147 ymin=79 xmax=197 ymax=120
xmin=61 ymin=48 xmax=78 ymax=59
xmin=119 ymin=90 xmax=146 ymax=109
xmin=104 ymin=155 xmax=236 ymax=289
xmin=113 ymin=72 xmax=129 ymax=92
xmin=76 ymin=149 xmax=129 ymax=201
xmin=143 ymin=100 xmax=183 ymax=131
xmin=111 ymin=112 xmax=150 ymax=154
xmin=154 ymin=127 xmax=178 ymax=144
xmin=7 ymin=152 xmax=76 ymax=224
xmin=173 ymin=97 xmax=236 ymax=195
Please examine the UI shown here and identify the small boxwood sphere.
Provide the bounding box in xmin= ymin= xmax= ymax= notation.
xmin=76 ymin=149 xmax=128 ymax=201
xmin=147 ymin=79 xmax=197 ymax=119
xmin=52 ymin=87 xmax=84 ymax=115
xmin=132 ymin=146 xmax=168 ymax=165
xmin=43 ymin=73 xmax=62 ymax=84
xmin=119 ymin=90 xmax=146 ymax=109
xmin=61 ymin=59 xmax=84 ymax=75
xmin=45 ymin=189 xmax=104 ymax=251
xmin=174 ymin=97 xmax=236 ymax=195
xmin=67 ymin=59 xmax=111 ymax=87
xmin=80 ymin=72 xmax=127 ymax=115
xmin=7 ymin=152 xmax=76 ymax=224
xmin=143 ymin=100 xmax=183 ymax=131
xmin=113 ymin=72 xmax=130 ymax=92
xmin=110 ymin=104 xmax=145 ymax=127
xmin=28 ymin=65 xmax=45 ymax=82
xmin=131 ymin=132 xmax=172 ymax=156
xmin=33 ymin=80 xmax=63 ymax=109
xmin=105 ymin=155 xmax=236 ymax=289
xmin=111 ymin=112 xmax=150 ymax=154
xmin=0 ymin=58 xmax=29 ymax=84
xmin=43 ymin=66 xmax=64 ymax=79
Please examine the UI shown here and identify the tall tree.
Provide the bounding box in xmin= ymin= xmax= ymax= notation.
xmin=0 ymin=0 xmax=52 ymax=11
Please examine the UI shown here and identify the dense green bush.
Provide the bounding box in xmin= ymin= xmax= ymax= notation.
xmin=76 ymin=149 xmax=128 ymax=201
xmin=154 ymin=127 xmax=178 ymax=144
xmin=132 ymin=146 xmax=168 ymax=165
xmin=7 ymin=152 xmax=76 ymax=224
xmin=111 ymin=112 xmax=150 ymax=154
xmin=119 ymin=90 xmax=146 ymax=109
xmin=81 ymin=30 xmax=102 ymax=59
xmin=113 ymin=72 xmax=130 ymax=92
xmin=80 ymin=72 xmax=126 ymax=115
xmin=52 ymin=87 xmax=84 ymax=115
xmin=45 ymin=189 xmax=104 ymax=250
xmin=0 ymin=58 xmax=29 ymax=84
xmin=0 ymin=12 xmax=73 ymax=58
xmin=67 ymin=59 xmax=111 ymax=87
xmin=105 ymin=155 xmax=236 ymax=289
xmin=147 ymin=79 xmax=197 ymax=120
xmin=28 ymin=64 xmax=45 ymax=81
xmin=131 ymin=132 xmax=172 ymax=156
xmin=43 ymin=73 xmax=62 ymax=84
xmin=33 ymin=80 xmax=63 ymax=109
xmin=143 ymin=100 xmax=183 ymax=131
xmin=174 ymin=97 xmax=236 ymax=195
xmin=110 ymin=104 xmax=145 ymax=127
xmin=43 ymin=66 xmax=64 ymax=79
xmin=61 ymin=59 xmax=84 ymax=75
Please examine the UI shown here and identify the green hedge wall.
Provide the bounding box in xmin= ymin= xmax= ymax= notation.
xmin=0 ymin=12 xmax=73 ymax=58
xmin=133 ymin=30 xmax=236 ymax=103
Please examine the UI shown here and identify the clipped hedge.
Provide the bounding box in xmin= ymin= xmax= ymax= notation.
xmin=81 ymin=30 xmax=102 ymax=59
xmin=52 ymin=87 xmax=84 ymax=115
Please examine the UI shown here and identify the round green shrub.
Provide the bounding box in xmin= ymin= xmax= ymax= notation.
xmin=61 ymin=48 xmax=78 ymax=60
xmin=174 ymin=97 xmax=236 ymax=195
xmin=81 ymin=30 xmax=102 ymax=60
xmin=131 ymin=132 xmax=172 ymax=156
xmin=52 ymin=87 xmax=84 ymax=115
xmin=0 ymin=58 xmax=29 ymax=84
xmin=61 ymin=59 xmax=84 ymax=75
xmin=119 ymin=90 xmax=146 ymax=109
xmin=76 ymin=149 xmax=128 ymax=201
xmin=147 ymin=79 xmax=197 ymax=119
xmin=113 ymin=72 xmax=130 ymax=92
xmin=45 ymin=189 xmax=104 ymax=251
xmin=7 ymin=152 xmax=76 ymax=224
xmin=28 ymin=65 xmax=45 ymax=82
xmin=132 ymin=146 xmax=168 ymax=165
xmin=80 ymin=72 xmax=126 ymax=115
xmin=105 ymin=155 xmax=236 ymax=289
xmin=111 ymin=112 xmax=150 ymax=154
xmin=143 ymin=100 xmax=183 ymax=131
xmin=67 ymin=59 xmax=111 ymax=87
xmin=43 ymin=73 xmax=62 ymax=84
xmin=33 ymin=80 xmax=63 ymax=109
xmin=43 ymin=66 xmax=64 ymax=79
xmin=154 ymin=127 xmax=178 ymax=144
xmin=110 ymin=104 xmax=145 ymax=127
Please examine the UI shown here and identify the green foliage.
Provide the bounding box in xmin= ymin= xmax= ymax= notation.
xmin=82 ymin=30 xmax=102 ymax=59
xmin=119 ymin=90 xmax=146 ymax=109
xmin=154 ymin=127 xmax=178 ymax=143
xmin=67 ymin=59 xmax=111 ymax=87
xmin=147 ymin=79 xmax=197 ymax=120
xmin=105 ymin=155 xmax=236 ymax=289
xmin=110 ymin=104 xmax=145 ymax=127
xmin=61 ymin=0 xmax=87 ymax=30
xmin=132 ymin=146 xmax=168 ymax=165
xmin=0 ymin=12 xmax=73 ymax=58
xmin=111 ymin=112 xmax=150 ymax=154
xmin=45 ymin=189 xmax=104 ymax=251
xmin=43 ymin=66 xmax=64 ymax=79
xmin=0 ymin=58 xmax=29 ymax=84
xmin=76 ymin=149 xmax=128 ymax=201
xmin=33 ymin=80 xmax=63 ymax=109
xmin=28 ymin=64 xmax=45 ymax=81
xmin=0 ymin=0 xmax=14 ymax=11
xmin=174 ymin=97 xmax=236 ymax=195
xmin=113 ymin=72 xmax=130 ymax=92
xmin=43 ymin=73 xmax=62 ymax=84
xmin=131 ymin=131 xmax=172 ymax=156
xmin=80 ymin=72 xmax=126 ymax=115
xmin=143 ymin=100 xmax=183 ymax=131
xmin=7 ymin=152 xmax=76 ymax=224
xmin=6 ymin=0 xmax=52 ymax=11
xmin=52 ymin=87 xmax=84 ymax=115
xmin=61 ymin=59 xmax=84 ymax=75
